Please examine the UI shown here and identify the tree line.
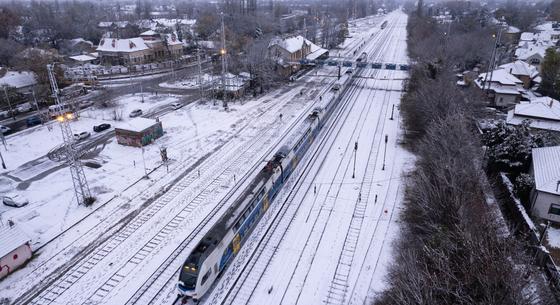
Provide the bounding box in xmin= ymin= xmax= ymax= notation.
xmin=374 ymin=4 xmax=557 ymax=305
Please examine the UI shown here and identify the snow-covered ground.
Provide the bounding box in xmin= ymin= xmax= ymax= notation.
xmin=203 ymin=10 xmax=413 ymax=305
xmin=0 ymin=32 xmax=351 ymax=305
xmin=159 ymin=74 xmax=212 ymax=89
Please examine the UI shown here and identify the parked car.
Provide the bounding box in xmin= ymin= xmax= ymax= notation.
xmin=0 ymin=125 xmax=10 ymax=134
xmin=0 ymin=110 xmax=9 ymax=119
xmin=80 ymin=100 xmax=95 ymax=108
xmin=16 ymin=103 xmax=32 ymax=113
xmin=26 ymin=116 xmax=42 ymax=127
xmin=73 ymin=131 xmax=91 ymax=141
xmin=171 ymin=102 xmax=183 ymax=110
xmin=129 ymin=109 xmax=143 ymax=118
xmin=2 ymin=194 xmax=29 ymax=208
xmin=93 ymin=123 xmax=111 ymax=132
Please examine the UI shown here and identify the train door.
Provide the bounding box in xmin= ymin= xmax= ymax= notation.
xmin=232 ymin=234 xmax=241 ymax=254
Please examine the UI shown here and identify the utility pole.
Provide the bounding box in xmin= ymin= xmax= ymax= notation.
xmin=390 ymin=104 xmax=394 ymax=120
xmin=352 ymin=141 xmax=357 ymax=178
xmin=3 ymin=86 xmax=15 ymax=121
xmin=483 ymin=28 xmax=503 ymax=91
xmin=197 ymin=42 xmax=203 ymax=99
xmin=47 ymin=64 xmax=93 ymax=206
xmin=0 ymin=149 xmax=5 ymax=169
xmin=220 ymin=12 xmax=229 ymax=110
xmin=382 ymin=134 xmax=388 ymax=171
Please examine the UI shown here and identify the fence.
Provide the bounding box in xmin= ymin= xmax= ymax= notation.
xmin=494 ymin=172 xmax=560 ymax=299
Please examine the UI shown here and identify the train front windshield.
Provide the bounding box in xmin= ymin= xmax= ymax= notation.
xmin=179 ymin=264 xmax=198 ymax=290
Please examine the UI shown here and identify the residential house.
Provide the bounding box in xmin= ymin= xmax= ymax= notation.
xmin=499 ymin=60 xmax=539 ymax=89
xmin=0 ymin=70 xmax=38 ymax=94
xmin=97 ymin=32 xmax=183 ymax=65
xmin=268 ymin=35 xmax=328 ymax=76
xmin=0 ymin=224 xmax=32 ymax=280
xmin=506 ymin=97 xmax=560 ymax=133
xmin=530 ymin=146 xmax=560 ymax=223
xmin=474 ymin=69 xmax=524 ymax=107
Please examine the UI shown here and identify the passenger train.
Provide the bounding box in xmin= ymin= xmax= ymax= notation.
xmin=177 ymin=74 xmax=352 ymax=302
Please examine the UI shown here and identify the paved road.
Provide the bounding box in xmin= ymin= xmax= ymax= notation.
xmin=0 ymin=61 xmax=210 ymax=134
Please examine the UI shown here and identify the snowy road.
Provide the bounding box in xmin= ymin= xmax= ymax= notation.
xmin=203 ymin=10 xmax=413 ymax=305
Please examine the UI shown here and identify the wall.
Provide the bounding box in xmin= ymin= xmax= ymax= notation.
xmin=494 ymin=92 xmax=519 ymax=107
xmin=531 ymin=190 xmax=560 ymax=223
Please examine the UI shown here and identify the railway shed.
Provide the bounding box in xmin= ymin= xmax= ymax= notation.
xmin=0 ymin=224 xmax=32 ymax=280
xmin=115 ymin=117 xmax=163 ymax=147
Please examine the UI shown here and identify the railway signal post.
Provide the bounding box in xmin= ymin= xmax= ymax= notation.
xmin=352 ymin=141 xmax=358 ymax=178
xmin=382 ymin=135 xmax=388 ymax=170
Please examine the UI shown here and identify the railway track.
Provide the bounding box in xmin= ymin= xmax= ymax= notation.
xmin=206 ymin=14 xmax=404 ymax=305
xmin=13 ymin=75 xmax=334 ymax=305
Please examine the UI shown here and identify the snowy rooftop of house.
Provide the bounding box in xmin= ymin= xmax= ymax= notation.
xmin=116 ymin=117 xmax=159 ymax=133
xmin=532 ymin=146 xmax=560 ymax=195
xmin=476 ymin=69 xmax=523 ymax=86
xmin=270 ymin=35 xmax=309 ymax=53
xmin=535 ymin=22 xmax=560 ymax=34
xmin=0 ymin=225 xmax=31 ymax=259
xmin=507 ymin=26 xmax=520 ymax=34
xmin=520 ymin=32 xmax=534 ymax=41
xmin=513 ymin=98 xmax=560 ymax=120
xmin=140 ymin=30 xmax=158 ymax=36
xmin=70 ymin=38 xmax=94 ymax=47
xmin=97 ymin=37 xmax=149 ymax=53
xmin=515 ymin=45 xmax=548 ymax=61
xmin=499 ymin=60 xmax=539 ymax=78
xmin=164 ymin=33 xmax=182 ymax=46
xmin=0 ymin=70 xmax=37 ymax=89
xmin=69 ymin=54 xmax=97 ymax=62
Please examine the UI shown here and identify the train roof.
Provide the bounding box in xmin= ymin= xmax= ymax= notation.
xmin=280 ymin=115 xmax=317 ymax=153
xmin=186 ymin=166 xmax=273 ymax=267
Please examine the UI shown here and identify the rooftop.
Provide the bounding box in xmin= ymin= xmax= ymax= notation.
xmin=0 ymin=225 xmax=31 ymax=259
xmin=476 ymin=69 xmax=523 ymax=86
xmin=69 ymin=54 xmax=97 ymax=62
xmin=0 ymin=70 xmax=37 ymax=89
xmin=499 ymin=60 xmax=539 ymax=78
xmin=116 ymin=117 xmax=159 ymax=133
xmin=532 ymin=146 xmax=560 ymax=195
xmin=97 ymin=37 xmax=149 ymax=53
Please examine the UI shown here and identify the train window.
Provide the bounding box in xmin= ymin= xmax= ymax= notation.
xmin=201 ymin=269 xmax=212 ymax=285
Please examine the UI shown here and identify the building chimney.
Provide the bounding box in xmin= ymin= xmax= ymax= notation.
xmin=510 ymin=68 xmax=513 ymax=74
xmin=550 ymin=99 xmax=554 ymax=108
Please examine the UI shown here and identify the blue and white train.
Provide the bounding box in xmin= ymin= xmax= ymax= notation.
xmin=177 ymin=76 xmax=351 ymax=302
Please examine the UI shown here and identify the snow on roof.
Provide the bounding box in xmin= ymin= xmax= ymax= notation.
xmin=512 ymin=98 xmax=560 ymax=120
xmin=0 ymin=225 xmax=31 ymax=259
xmin=97 ymin=37 xmax=149 ymax=53
xmin=164 ymin=33 xmax=182 ymax=45
xmin=515 ymin=46 xmax=547 ymax=61
xmin=520 ymin=32 xmax=534 ymax=41
xmin=70 ymin=38 xmax=94 ymax=47
xmin=140 ymin=30 xmax=158 ymax=36
xmin=499 ymin=60 xmax=539 ymax=78
xmin=270 ymin=35 xmax=309 ymax=53
xmin=532 ymin=146 xmax=560 ymax=195
xmin=0 ymin=71 xmax=37 ymax=89
xmin=116 ymin=117 xmax=159 ymax=133
xmin=69 ymin=54 xmax=97 ymax=62
xmin=477 ymin=69 xmax=523 ymax=86
xmin=507 ymin=26 xmax=520 ymax=34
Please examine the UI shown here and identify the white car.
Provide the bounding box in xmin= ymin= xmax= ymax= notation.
xmin=0 ymin=125 xmax=10 ymax=134
xmin=73 ymin=131 xmax=91 ymax=141
xmin=171 ymin=102 xmax=183 ymax=110
xmin=129 ymin=109 xmax=143 ymax=118
xmin=2 ymin=194 xmax=29 ymax=208
xmin=16 ymin=103 xmax=32 ymax=113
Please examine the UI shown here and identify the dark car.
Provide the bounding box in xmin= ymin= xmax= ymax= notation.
xmin=26 ymin=116 xmax=42 ymax=127
xmin=93 ymin=123 xmax=111 ymax=132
